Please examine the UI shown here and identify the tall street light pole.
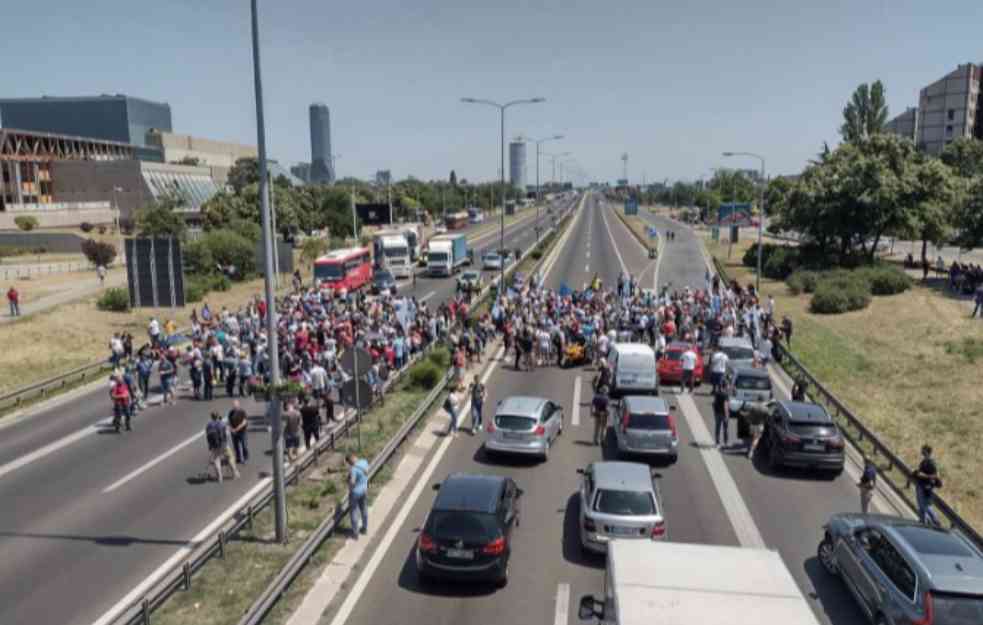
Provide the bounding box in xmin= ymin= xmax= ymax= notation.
xmin=461 ymin=96 xmax=545 ymax=288
xmin=249 ymin=0 xmax=287 ymax=544
xmin=723 ymin=151 xmax=766 ymax=293
xmin=533 ymin=134 xmax=564 ymax=243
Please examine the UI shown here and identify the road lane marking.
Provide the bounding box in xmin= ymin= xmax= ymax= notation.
xmin=102 ymin=432 xmax=201 ymax=493
xmin=572 ymin=377 xmax=582 ymax=426
xmin=675 ymin=393 xmax=766 ymax=548
xmin=0 ymin=422 xmax=104 ymax=481
xmin=600 ymin=207 xmax=628 ymax=274
xmin=90 ymin=477 xmax=272 ymax=625
xmin=419 ymin=291 xmax=436 ymax=302
xmin=554 ymin=583 xmax=571 ymax=625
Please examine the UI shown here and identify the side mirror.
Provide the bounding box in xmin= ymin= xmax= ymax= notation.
xmin=578 ymin=595 xmax=604 ymax=621
xmin=432 ymin=483 xmax=441 ymax=491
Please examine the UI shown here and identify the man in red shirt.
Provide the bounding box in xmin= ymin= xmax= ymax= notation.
xmin=7 ymin=286 xmax=20 ymax=317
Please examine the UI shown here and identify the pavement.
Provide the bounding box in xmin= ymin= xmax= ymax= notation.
xmin=282 ymin=194 xmax=878 ymax=625
xmin=0 ymin=196 xmax=576 ymax=625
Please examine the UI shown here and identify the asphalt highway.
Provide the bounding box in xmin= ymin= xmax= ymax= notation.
xmin=321 ymin=194 xmax=873 ymax=625
xmin=0 ymin=195 xmax=577 ymax=625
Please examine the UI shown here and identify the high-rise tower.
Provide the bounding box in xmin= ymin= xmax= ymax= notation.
xmin=309 ymin=103 xmax=334 ymax=183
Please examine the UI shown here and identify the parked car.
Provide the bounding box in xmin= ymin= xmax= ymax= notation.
xmin=818 ymin=513 xmax=983 ymax=625
xmin=716 ymin=336 xmax=756 ymax=369
xmin=578 ymin=461 xmax=665 ymax=554
xmin=656 ymin=342 xmax=704 ymax=386
xmin=370 ymin=269 xmax=397 ymax=295
xmin=613 ymin=396 xmax=678 ymax=463
xmin=457 ymin=270 xmax=483 ymax=292
xmin=417 ymin=473 xmax=522 ymax=588
xmin=484 ymin=396 xmax=564 ymax=461
xmin=763 ymin=400 xmax=845 ymax=475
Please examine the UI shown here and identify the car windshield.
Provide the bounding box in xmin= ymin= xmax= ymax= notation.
xmin=665 ymin=351 xmax=682 ymax=361
xmin=430 ymin=511 xmax=497 ymax=542
xmin=932 ymin=593 xmax=983 ymax=624
xmin=429 ymin=252 xmax=448 ymax=262
xmin=375 ymin=271 xmax=393 ymax=282
xmin=495 ymin=414 xmax=536 ymax=431
xmin=484 ymin=254 xmax=500 ymax=262
xmin=594 ymin=489 xmax=655 ymax=515
xmin=626 ymin=412 xmax=670 ymax=430
xmin=722 ymin=346 xmax=755 ymax=361
xmin=383 ymin=247 xmax=406 ymax=257
xmin=314 ymin=263 xmax=345 ymax=280
xmin=462 ymin=272 xmax=479 ymax=280
xmin=735 ymin=376 xmax=771 ymax=390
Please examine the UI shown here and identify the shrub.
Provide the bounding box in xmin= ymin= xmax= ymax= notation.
xmin=228 ymin=218 xmax=262 ymax=243
xmin=182 ymin=239 xmax=214 ymax=276
xmin=80 ymin=238 xmax=118 ymax=267
xmin=855 ymin=265 xmax=912 ymax=296
xmin=409 ymin=361 xmax=442 ymax=390
xmin=763 ymin=246 xmax=799 ymax=280
xmin=743 ymin=242 xmax=778 ymax=269
xmin=530 ymin=249 xmax=543 ymax=260
xmin=96 ymin=287 xmax=130 ymax=312
xmin=427 ymin=347 xmax=451 ymax=369
xmin=80 ymin=222 xmax=94 ymax=233
xmin=200 ymin=229 xmax=256 ymax=279
xmin=810 ymin=273 xmax=871 ymax=314
xmin=185 ymin=279 xmax=206 ymax=303
xmin=14 ymin=215 xmax=39 ymax=231
xmin=786 ymin=270 xmax=820 ymax=295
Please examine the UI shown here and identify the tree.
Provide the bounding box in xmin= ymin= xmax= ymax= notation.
xmin=135 ymin=195 xmax=187 ymax=238
xmin=300 ymin=237 xmax=329 ymax=267
xmin=80 ymin=238 xmax=118 ymax=267
xmin=764 ymin=177 xmax=792 ymax=217
xmin=940 ymin=137 xmax=983 ymax=178
xmin=952 ymin=177 xmax=983 ymax=250
xmin=14 ymin=215 xmax=39 ymax=231
xmin=840 ymin=81 xmax=889 ymax=144
xmin=906 ymin=156 xmax=960 ymax=264
xmin=227 ymin=157 xmax=259 ymax=194
xmin=449 ymin=170 xmax=457 ymax=186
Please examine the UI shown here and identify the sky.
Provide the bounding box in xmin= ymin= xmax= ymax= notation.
xmin=2 ymin=0 xmax=982 ymax=184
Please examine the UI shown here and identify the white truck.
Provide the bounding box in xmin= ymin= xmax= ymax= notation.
xmin=396 ymin=223 xmax=424 ymax=262
xmin=373 ymin=232 xmax=412 ymax=279
xmin=427 ymin=233 xmax=470 ymax=277
xmin=579 ymin=540 xmax=820 ymax=625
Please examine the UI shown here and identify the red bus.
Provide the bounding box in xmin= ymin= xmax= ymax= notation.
xmin=444 ymin=211 xmax=469 ymax=230
xmin=314 ymin=247 xmax=372 ymax=293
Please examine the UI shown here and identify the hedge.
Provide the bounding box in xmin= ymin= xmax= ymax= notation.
xmin=810 ymin=272 xmax=871 ymax=314
xmin=786 ymin=270 xmax=820 ymax=295
xmin=854 ymin=265 xmax=912 ymax=296
xmin=409 ymin=361 xmax=442 ymax=390
xmin=96 ymin=287 xmax=130 ymax=312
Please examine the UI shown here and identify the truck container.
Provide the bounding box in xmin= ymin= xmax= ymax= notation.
xmin=427 ymin=233 xmax=469 ymax=277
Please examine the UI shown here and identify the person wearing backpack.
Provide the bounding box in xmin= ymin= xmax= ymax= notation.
xmin=206 ymin=412 xmax=239 ymax=483
xmin=110 ymin=371 xmax=132 ymax=432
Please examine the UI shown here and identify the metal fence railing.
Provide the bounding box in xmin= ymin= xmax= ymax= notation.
xmin=105 ymin=196 xmax=580 ymax=625
xmin=711 ymin=253 xmax=983 ymax=552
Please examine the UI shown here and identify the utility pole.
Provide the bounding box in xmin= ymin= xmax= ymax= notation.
xmin=250 ymin=0 xmax=286 ymax=544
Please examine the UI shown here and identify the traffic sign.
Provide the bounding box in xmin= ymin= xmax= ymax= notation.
xmin=647 ymin=226 xmax=658 ymax=239
xmin=339 ymin=348 xmax=373 ymax=378
xmin=718 ymin=202 xmax=753 ymax=227
xmin=624 ymin=197 xmax=639 ymax=215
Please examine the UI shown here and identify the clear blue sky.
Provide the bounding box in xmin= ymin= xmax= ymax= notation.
xmin=2 ymin=0 xmax=981 ymax=183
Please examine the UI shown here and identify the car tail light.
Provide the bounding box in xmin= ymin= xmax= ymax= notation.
xmin=651 ymin=520 xmax=666 ymax=538
xmin=486 ymin=422 xmax=495 ymax=433
xmin=584 ymin=517 xmax=596 ymax=532
xmin=911 ymin=591 xmax=933 ymax=625
xmin=781 ymin=432 xmax=801 ymax=445
xmin=827 ymin=435 xmax=845 ymax=450
xmin=534 ymin=424 xmax=546 ymax=436
xmin=418 ymin=532 xmax=436 ymax=553
xmin=482 ymin=536 xmax=506 ymax=555
xmin=621 ymin=412 xmax=630 ymax=432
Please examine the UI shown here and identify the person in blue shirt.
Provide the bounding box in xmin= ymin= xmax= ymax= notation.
xmin=346 ymin=453 xmax=370 ymax=538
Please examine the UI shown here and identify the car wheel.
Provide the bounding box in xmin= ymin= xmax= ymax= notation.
xmin=817 ymin=535 xmax=838 ymax=575
xmin=669 ymin=453 xmax=678 ymax=464
xmin=496 ymin=561 xmax=510 ymax=588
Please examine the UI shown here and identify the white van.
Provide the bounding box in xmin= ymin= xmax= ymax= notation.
xmin=608 ymin=343 xmax=658 ymax=398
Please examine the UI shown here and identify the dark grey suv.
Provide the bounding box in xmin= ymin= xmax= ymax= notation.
xmin=818 ymin=513 xmax=983 ymax=625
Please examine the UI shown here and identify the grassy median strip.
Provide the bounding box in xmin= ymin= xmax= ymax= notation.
xmin=612 ymin=209 xmax=658 ymax=254
xmin=707 ymin=237 xmax=983 ymax=531
xmin=151 ymin=355 xmax=445 ymax=625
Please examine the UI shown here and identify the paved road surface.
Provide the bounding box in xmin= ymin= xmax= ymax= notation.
xmin=0 ymin=195 xmax=577 ymax=625
xmin=319 ymin=195 xmax=870 ymax=625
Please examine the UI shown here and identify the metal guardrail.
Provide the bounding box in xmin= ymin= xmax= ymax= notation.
xmin=711 ymin=254 xmax=983 ymax=551
xmin=1 ymin=260 xmax=92 ymax=280
xmin=0 ymin=360 xmax=113 ymax=415
xmin=107 ymin=196 xmax=580 ymax=625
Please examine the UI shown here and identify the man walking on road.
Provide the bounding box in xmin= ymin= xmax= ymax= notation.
xmin=911 ymin=445 xmax=942 ymax=526
xmin=591 ymin=385 xmax=610 ymax=446
xmin=347 ymin=453 xmax=369 ymax=539
xmin=680 ymin=344 xmax=697 ymax=394
xmin=227 ymin=400 xmax=249 ymax=465
xmin=469 ymin=375 xmax=486 ymax=435
xmin=858 ymin=457 xmax=877 ymax=514
xmin=712 ymin=384 xmax=729 ymax=448
xmin=7 ymin=286 xmax=20 ymax=317
xmin=206 ymin=412 xmax=239 ymax=483
xmin=709 ymin=347 xmax=728 ymax=394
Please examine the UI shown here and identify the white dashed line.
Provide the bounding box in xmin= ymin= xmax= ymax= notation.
xmin=103 ymin=431 xmax=201 ymax=493
xmin=572 ymin=376 xmax=582 ymax=426
xmin=554 ymin=583 xmax=571 ymax=625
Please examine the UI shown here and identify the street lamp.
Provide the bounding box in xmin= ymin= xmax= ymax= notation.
xmin=249 ymin=0 xmax=287 ymax=543
xmin=722 ymin=151 xmax=766 ymax=293
xmin=533 ymin=134 xmax=564 ymax=243
xmin=461 ymin=96 xmax=545 ymax=288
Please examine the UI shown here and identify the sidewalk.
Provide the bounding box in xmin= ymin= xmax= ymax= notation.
xmin=3 ymin=272 xmax=126 ymax=324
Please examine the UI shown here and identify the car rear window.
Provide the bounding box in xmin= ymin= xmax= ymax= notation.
xmin=735 ymin=376 xmax=771 ymax=390
xmin=430 ymin=511 xmax=497 ymax=542
xmin=789 ymin=422 xmax=837 ymax=437
xmin=932 ymin=593 xmax=983 ymax=624
xmin=722 ymin=346 xmax=754 ymax=361
xmin=594 ymin=489 xmax=655 ymax=515
xmin=627 ymin=412 xmax=670 ymax=430
xmin=895 ymin=526 xmax=978 ymax=558
xmin=495 ymin=414 xmax=536 ymax=431
xmin=665 ymin=351 xmax=682 ymax=361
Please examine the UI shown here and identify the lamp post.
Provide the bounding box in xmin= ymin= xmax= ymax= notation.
xmin=723 ymin=151 xmax=766 ymax=293
xmin=533 ymin=134 xmax=563 ymax=243
xmin=461 ymin=96 xmax=545 ymax=288
xmin=249 ymin=0 xmax=286 ymax=544
xmin=111 ymin=185 xmax=124 ymax=256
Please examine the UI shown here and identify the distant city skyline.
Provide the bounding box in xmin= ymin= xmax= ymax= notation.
xmin=1 ymin=1 xmax=981 ymax=183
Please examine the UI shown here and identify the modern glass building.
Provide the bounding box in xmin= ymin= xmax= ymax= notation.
xmin=309 ymin=103 xmax=334 ymax=183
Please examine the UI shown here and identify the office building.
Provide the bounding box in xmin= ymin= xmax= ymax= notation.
xmin=917 ymin=63 xmax=983 ymax=155
xmin=291 ymin=162 xmax=311 ymax=183
xmin=0 ymin=94 xmax=171 ymax=161
xmin=509 ymin=140 xmax=526 ymax=189
xmin=146 ymin=129 xmax=256 ymax=168
xmin=309 ymin=103 xmax=334 ymax=183
xmin=886 ymin=107 xmax=919 ymax=142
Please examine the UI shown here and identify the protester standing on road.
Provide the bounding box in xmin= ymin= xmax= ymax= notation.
xmin=206 ymin=412 xmax=239 ymax=482
xmin=469 ymin=375 xmax=486 ymax=434
xmin=710 ymin=347 xmax=728 ymax=394
xmin=300 ymin=397 xmax=321 ymax=450
xmin=284 ymin=402 xmax=302 ymax=462
xmin=227 ymin=400 xmax=249 ymax=465
xmin=110 ymin=371 xmax=132 ymax=432
xmin=591 ymin=385 xmax=610 ymax=446
xmin=745 ymin=402 xmax=767 ymax=460
xmin=680 ymin=344 xmax=697 ymax=394
xmin=712 ymin=384 xmax=729 ymax=448
xmin=858 ymin=457 xmax=877 ymax=514
xmin=444 ymin=385 xmax=463 ymax=437
xmin=347 ymin=453 xmax=369 ymax=538
xmin=158 ymin=354 xmax=176 ymax=405
xmin=6 ymin=286 xmax=20 ymax=317
xmin=911 ymin=445 xmax=942 ymax=526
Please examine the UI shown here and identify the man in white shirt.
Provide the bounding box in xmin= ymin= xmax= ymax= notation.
xmin=309 ymin=362 xmax=328 ymax=399
xmin=680 ymin=345 xmax=698 ymax=394
xmin=710 ymin=349 xmax=729 ymax=394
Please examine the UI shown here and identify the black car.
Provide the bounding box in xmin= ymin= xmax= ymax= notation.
xmin=763 ymin=400 xmax=845 ymax=475
xmin=416 ymin=473 xmax=522 ymax=588
xmin=371 ymin=270 xmax=397 ymax=295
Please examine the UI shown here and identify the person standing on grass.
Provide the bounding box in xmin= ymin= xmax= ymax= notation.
xmin=227 ymin=400 xmax=249 ymax=465
xmin=7 ymin=286 xmax=20 ymax=317
xmin=347 ymin=453 xmax=370 ymax=539
xmin=972 ymin=284 xmax=983 ymax=318
xmin=858 ymin=457 xmax=877 ymax=514
xmin=781 ymin=315 xmax=793 ymax=348
xmin=97 ymin=264 xmax=106 ymax=286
